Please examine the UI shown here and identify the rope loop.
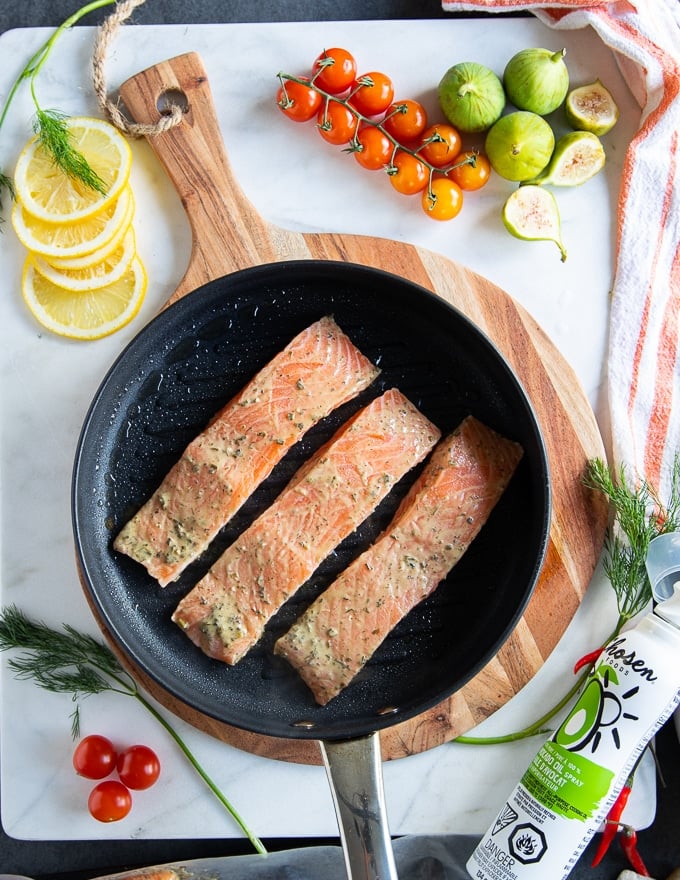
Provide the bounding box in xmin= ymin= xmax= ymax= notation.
xmin=92 ymin=0 xmax=183 ymax=136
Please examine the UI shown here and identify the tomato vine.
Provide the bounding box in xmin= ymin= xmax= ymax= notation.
xmin=276 ymin=47 xmax=491 ymax=221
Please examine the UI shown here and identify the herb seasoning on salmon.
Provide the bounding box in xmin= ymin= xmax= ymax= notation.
xmin=113 ymin=317 xmax=380 ymax=586
xmin=274 ymin=416 xmax=524 ymax=705
xmin=171 ymin=388 xmax=440 ymax=664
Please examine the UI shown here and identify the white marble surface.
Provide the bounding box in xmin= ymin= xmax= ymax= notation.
xmin=0 ymin=19 xmax=655 ymax=845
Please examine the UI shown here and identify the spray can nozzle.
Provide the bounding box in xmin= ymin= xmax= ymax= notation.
xmin=646 ymin=532 xmax=680 ymax=627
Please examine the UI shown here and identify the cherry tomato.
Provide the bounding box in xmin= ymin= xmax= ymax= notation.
xmin=448 ymin=150 xmax=492 ymax=191
xmin=317 ymin=100 xmax=358 ymax=145
xmin=388 ymin=151 xmax=429 ymax=195
xmin=276 ymin=77 xmax=322 ymax=122
xmin=353 ymin=125 xmax=393 ymax=170
xmin=349 ymin=71 xmax=394 ymax=117
xmin=88 ymin=779 xmax=132 ymax=822
xmin=422 ymin=177 xmax=464 ymax=221
xmin=312 ymin=47 xmax=357 ymax=95
xmin=382 ymin=99 xmax=428 ymax=142
xmin=73 ymin=735 xmax=118 ymax=780
xmin=117 ymin=744 xmax=161 ymax=790
xmin=418 ymin=124 xmax=462 ymax=169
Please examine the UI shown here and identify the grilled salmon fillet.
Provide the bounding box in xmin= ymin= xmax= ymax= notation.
xmin=113 ymin=316 xmax=380 ymax=586
xmin=274 ymin=416 xmax=524 ymax=705
xmin=172 ymin=388 xmax=440 ymax=664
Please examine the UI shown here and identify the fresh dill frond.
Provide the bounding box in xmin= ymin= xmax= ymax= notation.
xmin=585 ymin=455 xmax=680 ymax=627
xmin=0 ymin=169 xmax=15 ymax=228
xmin=34 ymin=109 xmax=108 ymax=196
xmin=663 ymin=453 xmax=680 ymax=527
xmin=0 ymin=0 xmax=120 ymax=220
xmin=0 ymin=604 xmax=266 ymax=853
xmin=0 ymin=170 xmax=15 ymax=216
xmin=0 ymin=605 xmax=121 ymax=677
xmin=0 ymin=604 xmax=135 ymax=734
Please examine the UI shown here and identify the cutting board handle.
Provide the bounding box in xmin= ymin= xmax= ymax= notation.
xmin=119 ymin=52 xmax=278 ymax=304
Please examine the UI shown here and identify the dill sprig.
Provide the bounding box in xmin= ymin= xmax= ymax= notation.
xmin=0 ymin=606 xmax=123 ymax=714
xmin=0 ymin=0 xmax=118 ymax=217
xmin=0 ymin=171 xmax=15 ymax=210
xmin=585 ymin=456 xmax=680 ymax=628
xmin=0 ymin=604 xmax=267 ymax=855
xmin=0 ymin=171 xmax=16 ymax=229
xmin=456 ymin=453 xmax=680 ymax=745
xmin=33 ymin=108 xmax=107 ymax=195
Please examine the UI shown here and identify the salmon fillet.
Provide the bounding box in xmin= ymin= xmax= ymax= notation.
xmin=113 ymin=316 xmax=380 ymax=586
xmin=274 ymin=416 xmax=524 ymax=705
xmin=172 ymin=388 xmax=440 ymax=664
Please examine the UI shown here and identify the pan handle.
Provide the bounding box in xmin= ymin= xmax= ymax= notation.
xmin=320 ymin=733 xmax=398 ymax=880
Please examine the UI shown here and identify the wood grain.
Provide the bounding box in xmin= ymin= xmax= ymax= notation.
xmin=99 ymin=52 xmax=609 ymax=765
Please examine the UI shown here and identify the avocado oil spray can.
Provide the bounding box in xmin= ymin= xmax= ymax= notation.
xmin=466 ymin=535 xmax=680 ymax=880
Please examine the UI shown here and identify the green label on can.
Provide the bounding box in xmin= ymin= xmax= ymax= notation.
xmin=521 ymin=740 xmax=614 ymax=821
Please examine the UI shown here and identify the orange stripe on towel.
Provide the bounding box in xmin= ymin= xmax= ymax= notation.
xmin=441 ymin=1 xmax=637 ymax=13
xmin=627 ymin=129 xmax=679 ymax=459
xmin=644 ymin=240 xmax=680 ymax=488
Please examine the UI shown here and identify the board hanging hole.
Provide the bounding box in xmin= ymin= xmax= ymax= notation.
xmin=157 ymin=88 xmax=189 ymax=117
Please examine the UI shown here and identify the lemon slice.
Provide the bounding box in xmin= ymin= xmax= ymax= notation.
xmin=11 ymin=185 xmax=134 ymax=260
xmin=566 ymin=80 xmax=619 ymax=136
xmin=47 ymin=195 xmax=135 ymax=270
xmin=32 ymin=228 xmax=137 ymax=292
xmin=14 ymin=116 xmax=132 ymax=224
xmin=22 ymin=254 xmax=148 ymax=340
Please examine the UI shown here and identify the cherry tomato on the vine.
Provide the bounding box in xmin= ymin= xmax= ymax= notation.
xmin=353 ymin=125 xmax=393 ymax=170
xmin=276 ymin=77 xmax=322 ymax=123
xmin=448 ymin=150 xmax=491 ymax=191
xmin=88 ymin=779 xmax=132 ymax=822
xmin=317 ymin=100 xmax=358 ymax=145
xmin=418 ymin=124 xmax=462 ymax=169
xmin=312 ymin=47 xmax=357 ymax=95
xmin=117 ymin=744 xmax=161 ymax=790
xmin=349 ymin=71 xmax=394 ymax=117
xmin=73 ymin=735 xmax=118 ymax=780
xmin=422 ymin=177 xmax=464 ymax=221
xmin=382 ymin=99 xmax=428 ymax=142
xmin=389 ymin=151 xmax=429 ymax=195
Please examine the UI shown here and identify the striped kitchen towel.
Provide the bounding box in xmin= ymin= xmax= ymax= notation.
xmin=442 ymin=0 xmax=680 ymax=504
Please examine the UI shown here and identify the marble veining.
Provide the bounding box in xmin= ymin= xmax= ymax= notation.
xmin=0 ymin=19 xmax=651 ymax=842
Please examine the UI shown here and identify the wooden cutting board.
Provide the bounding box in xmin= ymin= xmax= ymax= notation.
xmin=89 ymin=51 xmax=608 ymax=766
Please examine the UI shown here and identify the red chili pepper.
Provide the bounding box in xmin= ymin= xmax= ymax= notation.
xmin=620 ymin=826 xmax=650 ymax=876
xmin=653 ymin=508 xmax=668 ymax=530
xmin=574 ymin=646 xmax=603 ymax=674
xmin=591 ymin=783 xmax=632 ymax=866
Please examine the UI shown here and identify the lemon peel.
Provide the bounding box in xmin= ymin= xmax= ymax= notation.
xmin=22 ymin=254 xmax=147 ymax=340
xmin=11 ymin=185 xmax=134 ymax=260
xmin=32 ymin=228 xmax=137 ymax=292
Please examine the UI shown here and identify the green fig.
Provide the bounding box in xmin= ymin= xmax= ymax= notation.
xmin=566 ymin=80 xmax=619 ymax=136
xmin=502 ymin=185 xmax=567 ymax=261
xmin=527 ymin=131 xmax=606 ymax=187
xmin=485 ymin=111 xmax=555 ymax=182
xmin=503 ymin=47 xmax=569 ymax=116
xmin=438 ymin=62 xmax=506 ymax=133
